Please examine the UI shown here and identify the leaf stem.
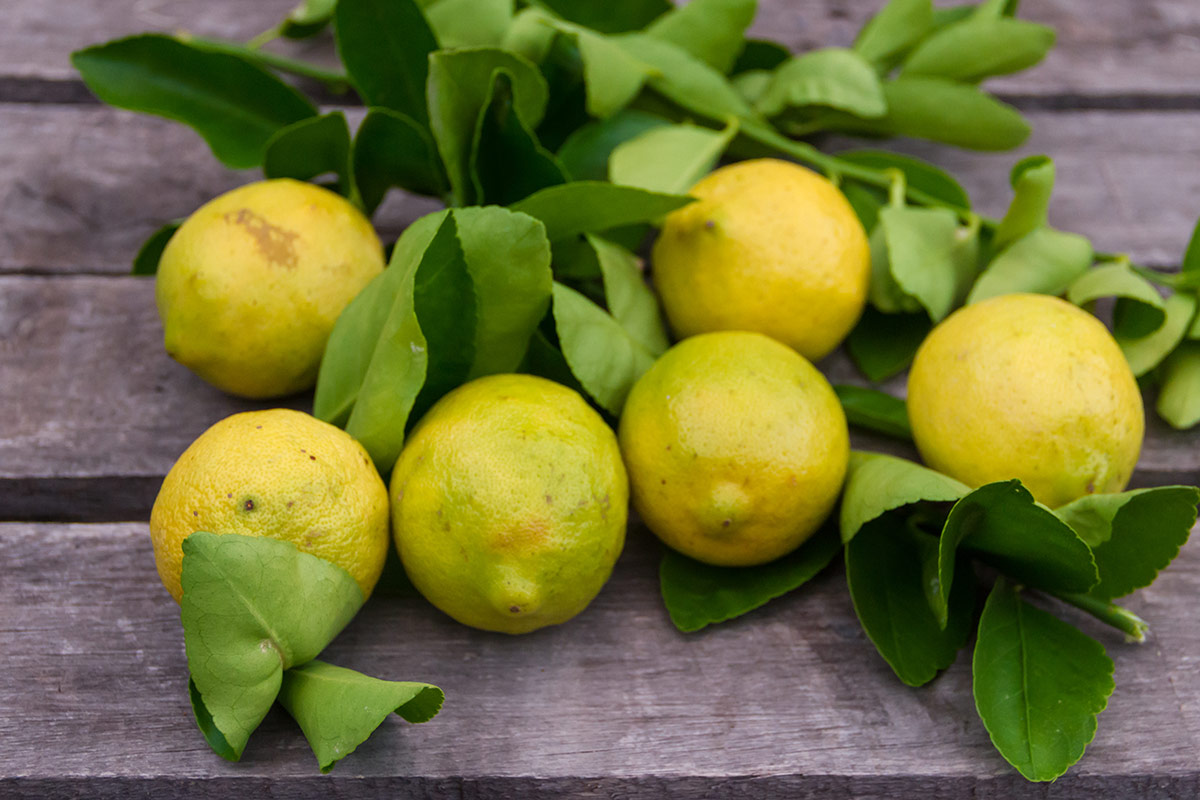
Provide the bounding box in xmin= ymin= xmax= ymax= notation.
xmin=176 ymin=33 xmax=351 ymax=92
xmin=1049 ymin=591 xmax=1150 ymax=643
xmin=246 ymin=24 xmax=284 ymax=51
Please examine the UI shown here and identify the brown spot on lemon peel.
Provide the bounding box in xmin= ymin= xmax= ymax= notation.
xmin=722 ymin=519 xmax=731 ymax=528
xmin=545 ymin=494 xmax=554 ymax=505
xmin=224 ymin=208 xmax=300 ymax=268
xmin=509 ymin=605 xmax=521 ymax=613
xmin=704 ymin=219 xmax=716 ymax=230
xmin=243 ymin=499 xmax=255 ymax=511
xmin=309 ymin=455 xmax=316 ymax=461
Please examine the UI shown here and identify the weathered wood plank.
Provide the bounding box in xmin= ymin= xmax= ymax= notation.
xmin=3 ymin=275 xmax=1197 ymax=522
xmin=1 ymin=521 xmax=1197 ymax=796
xmin=6 ymin=0 xmax=1200 ymax=100
xmin=3 ymin=105 xmax=1199 ymax=276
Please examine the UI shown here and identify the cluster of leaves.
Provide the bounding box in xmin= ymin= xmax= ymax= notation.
xmin=662 ymin=452 xmax=1199 ymax=781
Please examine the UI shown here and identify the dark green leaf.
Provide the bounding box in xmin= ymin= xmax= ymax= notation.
xmin=537 ymin=0 xmax=671 ymax=33
xmin=279 ymin=660 xmax=444 ymax=773
xmin=353 ymin=107 xmax=447 ymax=214
xmin=264 ymin=111 xmax=355 ymax=200
xmin=661 ymin=524 xmax=842 ymax=632
xmin=425 ymin=0 xmax=513 ymax=48
xmin=853 ymin=0 xmax=934 ymax=69
xmin=281 ymin=0 xmax=337 ymax=37
xmin=973 ymin=579 xmax=1114 ymax=782
xmin=470 ymin=72 xmax=569 ymax=205
xmin=1067 ymin=262 xmax=1165 ymax=336
xmin=1055 ymin=486 xmax=1199 ymax=600
xmin=837 ymin=150 xmax=971 ymax=211
xmin=188 ymin=679 xmax=237 ymax=762
xmin=511 ymin=181 xmax=692 ymax=241
xmin=834 ymin=386 xmax=912 ymax=440
xmin=967 ymin=227 xmax=1094 ymax=304
xmin=519 ymin=327 xmax=588 ymax=394
xmin=1156 ymin=342 xmax=1200 ymax=429
xmin=732 ymin=39 xmax=791 ymax=74
xmin=616 ymin=34 xmax=759 ymax=123
xmin=131 ymin=220 xmax=181 ymax=276
xmin=840 ymin=182 xmax=885 ymax=234
xmin=609 ymin=121 xmax=736 ymax=194
xmin=1117 ymin=290 xmax=1197 ymax=376
xmin=757 ymin=49 xmax=887 ymax=119
xmin=846 ymin=306 xmax=931 ymax=382
xmin=644 ymin=0 xmax=757 ymax=74
xmin=1183 ymin=217 xmax=1200 ymax=275
xmin=846 ymin=519 xmax=975 ymax=686
xmin=839 ymin=451 xmax=969 ymax=545
xmin=558 ymin=110 xmax=672 ymax=181
xmin=71 ymin=34 xmax=317 ymax=169
xmin=335 ymin=0 xmax=438 ymax=126
xmin=181 ymin=532 xmax=364 ymax=761
xmin=901 ymin=18 xmax=1055 ymax=82
xmin=993 ymin=155 xmax=1054 ymax=250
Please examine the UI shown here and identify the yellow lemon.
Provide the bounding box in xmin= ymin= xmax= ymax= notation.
xmin=150 ymin=408 xmax=389 ymax=602
xmin=156 ymin=179 xmax=384 ymax=398
xmin=907 ymin=293 xmax=1144 ymax=508
xmin=391 ymin=375 xmax=628 ymax=634
xmin=651 ymin=158 xmax=870 ymax=361
xmin=619 ymin=331 xmax=849 ymax=566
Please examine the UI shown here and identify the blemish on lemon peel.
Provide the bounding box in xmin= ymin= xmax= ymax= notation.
xmin=223 ymin=208 xmax=300 ymax=268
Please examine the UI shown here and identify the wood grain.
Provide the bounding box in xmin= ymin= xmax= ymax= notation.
xmin=0 ymin=521 xmax=1197 ymax=797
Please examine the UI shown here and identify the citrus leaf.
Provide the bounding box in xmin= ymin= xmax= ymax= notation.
xmin=839 ymin=451 xmax=969 ymax=545
xmin=501 ymin=7 xmax=559 ymax=63
xmin=547 ymin=20 xmax=655 ymax=118
xmin=841 ymin=181 xmax=885 ymax=234
xmin=558 ymin=110 xmax=673 ymax=181
xmin=660 ymin=524 xmax=842 ymax=633
xmin=353 ymin=107 xmax=447 ymax=214
xmin=967 ymin=226 xmax=1094 ymax=304
xmin=279 ymin=660 xmax=444 ymax=773
xmin=1067 ymin=262 xmax=1165 ymax=337
xmin=537 ymin=0 xmax=671 ymax=33
xmin=510 ymin=181 xmax=692 ymax=241
xmin=335 ymin=0 xmax=438 ymax=126
xmin=1156 ymin=342 xmax=1200 ymax=429
xmin=1183 ymin=216 xmax=1200 ymax=275
xmin=757 ymin=49 xmax=887 ymax=119
xmin=188 ymin=678 xmax=238 ymax=761
xmin=616 ymin=34 xmax=759 ymax=123
xmin=973 ymin=579 xmax=1114 ymax=782
xmin=131 ymin=220 xmax=181 ymax=276
xmin=425 ymin=0 xmax=513 ymax=48
xmin=280 ymin=0 xmax=337 ymax=37
xmin=877 ymin=205 xmax=977 ymax=322
xmin=181 ymin=532 xmax=364 ymax=761
xmin=644 ymin=0 xmax=757 ymax=74
xmin=901 ymin=18 xmax=1055 ymax=82
xmin=846 ymin=518 xmax=975 ymax=687
xmin=589 ymin=235 xmax=670 ymax=355
xmin=264 ymin=111 xmax=355 ymax=201
xmin=1118 ymin=290 xmax=1197 ymax=376
xmin=854 ymin=0 xmax=934 ymax=69
xmin=732 ymin=39 xmax=791 ymax=73
xmin=71 ymin=34 xmax=317 ymax=169
xmin=846 ymin=306 xmax=931 ymax=382
xmin=609 ymin=121 xmax=736 ymax=194
xmin=993 ymin=155 xmax=1054 ymax=251
xmin=837 ymin=150 xmax=971 ymax=211
xmin=833 ymin=385 xmax=912 ymax=440
xmin=1054 ymin=486 xmax=1199 ymax=600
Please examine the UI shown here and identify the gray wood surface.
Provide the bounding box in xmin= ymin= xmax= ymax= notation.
xmin=2 ymin=521 xmax=1198 ymax=798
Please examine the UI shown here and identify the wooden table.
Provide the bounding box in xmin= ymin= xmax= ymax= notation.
xmin=4 ymin=1 xmax=1200 ymax=796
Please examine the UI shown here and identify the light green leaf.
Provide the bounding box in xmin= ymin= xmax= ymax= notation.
xmin=853 ymin=0 xmax=934 ymax=69
xmin=552 ymin=282 xmax=658 ymax=414
xmin=834 ymin=385 xmax=912 ymax=440
xmin=609 ymin=121 xmax=736 ymax=194
xmin=181 ymin=533 xmax=364 ymax=761
xmin=874 ymin=76 xmax=1030 ymax=150
xmin=1183 ymin=217 xmax=1200 ymax=275
xmin=1157 ymin=343 xmax=1200 ymax=429
xmin=264 ymin=112 xmax=355 ymax=200
xmin=846 ymin=307 xmax=931 ymax=382
xmin=353 ymin=107 xmax=447 ymax=214
xmin=279 ymin=660 xmax=444 ymax=773
xmin=838 ymin=150 xmax=971 ymax=211
xmin=757 ymin=49 xmax=887 ymax=119
xmin=131 ymin=220 xmax=181 ymax=276
xmin=1055 ymin=486 xmax=1199 ymax=600
xmin=839 ymin=451 xmax=969 ymax=545
xmin=547 ymin=20 xmax=655 ymax=118
xmin=558 ymin=110 xmax=673 ymax=181
xmin=967 ymin=226 xmax=1094 ymax=304
xmin=732 ymin=69 xmax=772 ymax=105
xmin=425 ymin=0 xmax=514 ymax=48
xmin=335 ymin=0 xmax=438 ymax=127
xmin=993 ymin=155 xmax=1054 ymax=251
xmin=589 ymin=235 xmax=670 ymax=355
xmin=902 ymin=18 xmax=1055 ymax=82
xmin=644 ymin=0 xmax=757 ymax=74
xmin=502 ymin=7 xmax=559 ymax=63
xmin=71 ymin=34 xmax=317 ymax=169
xmin=877 ymin=205 xmax=976 ymax=322
xmin=616 ymin=34 xmax=759 ymax=123
xmin=1118 ymin=290 xmax=1197 ymax=376
xmin=661 ymin=524 xmax=842 ymax=632
xmin=973 ymin=579 xmax=1114 ymax=782
xmin=868 ymin=225 xmax=922 ymax=314
xmin=281 ymin=0 xmax=337 ymax=37
xmin=1067 ymin=262 xmax=1166 ymax=337
xmin=511 ymin=181 xmax=692 ymax=241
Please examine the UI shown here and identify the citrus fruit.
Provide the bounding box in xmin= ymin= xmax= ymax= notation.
xmin=907 ymin=293 xmax=1144 ymax=508
xmin=156 ymin=178 xmax=384 ymax=399
xmin=619 ymin=331 xmax=849 ymax=566
xmin=150 ymin=408 xmax=389 ymax=602
xmin=391 ymin=374 xmax=628 ymax=634
xmin=651 ymin=158 xmax=870 ymax=361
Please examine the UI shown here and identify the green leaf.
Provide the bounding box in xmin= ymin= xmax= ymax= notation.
xmin=971 ymin=0 xmax=1023 ymax=20
xmin=425 ymin=0 xmax=514 ymax=48
xmin=131 ymin=220 xmax=181 ymax=276
xmin=71 ymin=34 xmax=317 ymax=169
xmin=876 ymin=205 xmax=977 ymax=322
xmin=511 ymin=181 xmax=692 ymax=241
xmin=834 ymin=386 xmax=913 ymax=440
xmin=335 ymin=0 xmax=438 ymax=126
xmin=1157 ymin=342 xmax=1200 ymax=429
xmin=853 ymin=0 xmax=934 ymax=69
xmin=841 ymin=182 xmax=885 ymax=234
xmin=869 ymin=76 xmax=1030 ymax=150
xmin=589 ymin=235 xmax=670 ymax=355
xmin=1055 ymin=486 xmax=1199 ymax=600
xmin=548 ymin=21 xmax=655 ymax=118
xmin=616 ymin=34 xmax=759 ymax=123
xmin=279 ymin=660 xmax=444 ymax=773
xmin=661 ymin=524 xmax=842 ymax=632
xmin=537 ymin=0 xmax=671 ymax=33
xmin=181 ymin=532 xmax=364 ymax=761
xmin=188 ymin=679 xmax=237 ymax=761
xmin=846 ymin=519 xmax=975 ymax=686
xmin=558 ymin=110 xmax=672 ymax=181
xmin=901 ymin=18 xmax=1055 ymax=82
xmin=644 ymin=0 xmax=757 ymax=74
xmin=501 ymin=7 xmax=559 ymax=63
xmin=280 ymin=0 xmax=338 ymax=37
xmin=1183 ymin=217 xmax=1200 ymax=275
xmin=470 ymin=71 xmax=569 ymax=205
xmin=846 ymin=307 xmax=931 ymax=382
xmin=428 ymin=48 xmax=549 ymax=205
xmin=973 ymin=579 xmax=1114 ymax=782
xmin=839 ymin=451 xmax=969 ymax=545
xmin=993 ymin=155 xmax=1054 ymax=251
xmin=757 ymin=49 xmax=887 ymax=119
xmin=264 ymin=112 xmax=355 ymax=200
xmin=732 ymin=39 xmax=790 ymax=73
xmin=1067 ymin=262 xmax=1166 ymax=337
xmin=353 ymin=108 xmax=447 ymax=214
xmin=609 ymin=121 xmax=736 ymax=194
xmin=551 ymin=282 xmax=658 ymax=414
xmin=967 ymin=226 xmax=1094 ymax=304
xmin=519 ymin=327 xmax=587 ymax=394
xmin=838 ymin=150 xmax=971 ymax=210
xmin=1117 ymin=290 xmax=1197 ymax=376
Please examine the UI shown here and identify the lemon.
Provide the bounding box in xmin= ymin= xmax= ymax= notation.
xmin=907 ymin=293 xmax=1144 ymax=508
xmin=651 ymin=158 xmax=870 ymax=361
xmin=619 ymin=331 xmax=849 ymax=566
xmin=156 ymin=179 xmax=384 ymax=399
xmin=391 ymin=374 xmax=628 ymax=634
xmin=150 ymin=408 xmax=389 ymax=602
